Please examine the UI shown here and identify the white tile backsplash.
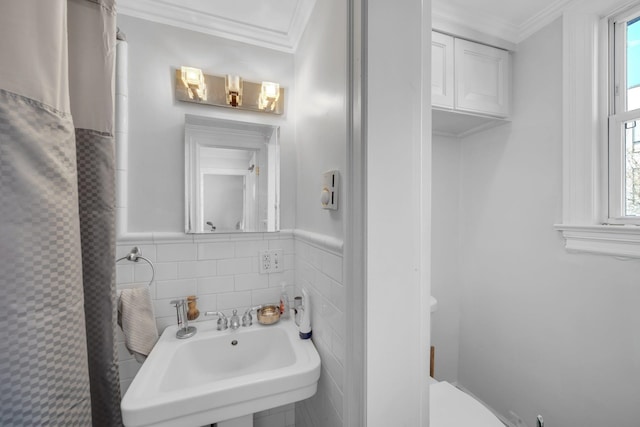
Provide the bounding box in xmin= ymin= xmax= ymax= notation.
xmin=235 ymin=240 xmax=270 ymax=257
xmin=156 ymin=243 xmax=196 ymax=262
xmin=197 ymin=241 xmax=235 ymax=260
xmin=153 ymin=298 xmax=181 ymax=318
xmin=321 ymin=251 xmax=342 ymax=283
xmin=155 ymin=278 xmax=197 ymax=299
xmin=251 ymin=287 xmax=286 ymax=305
xmin=235 ymin=273 xmax=269 ymax=291
xmin=195 ymin=259 xmax=218 ymax=277
xmin=268 ymin=269 xmax=295 ymax=287
xmin=195 ymin=293 xmax=217 ymax=314
xmin=153 ymin=262 xmax=178 ymax=281
xmin=217 ymin=257 xmax=255 ymax=276
xmin=133 ymin=263 xmax=153 ymax=282
xmin=217 ymin=290 xmax=252 ymax=310
xmin=116 ymin=264 xmax=133 ymax=284
xmin=114 ymin=232 xmax=340 ymax=427
xmin=269 ymin=238 xmax=295 ymax=253
xmin=197 ymin=275 xmax=235 ymax=294
xmin=176 ymin=261 xmax=198 ymax=279
xmin=294 ymin=238 xmax=344 ymax=427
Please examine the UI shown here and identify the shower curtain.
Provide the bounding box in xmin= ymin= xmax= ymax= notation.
xmin=0 ymin=1 xmax=122 ymax=425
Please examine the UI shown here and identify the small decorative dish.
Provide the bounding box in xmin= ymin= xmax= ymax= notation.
xmin=257 ymin=304 xmax=281 ymax=325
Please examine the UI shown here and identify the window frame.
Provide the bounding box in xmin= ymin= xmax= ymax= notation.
xmin=607 ymin=5 xmax=640 ymax=224
xmin=555 ymin=0 xmax=640 ymax=259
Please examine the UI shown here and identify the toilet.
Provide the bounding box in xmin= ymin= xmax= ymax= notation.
xmin=430 ymin=297 xmax=504 ymax=427
xmin=429 ymin=377 xmax=505 ymax=426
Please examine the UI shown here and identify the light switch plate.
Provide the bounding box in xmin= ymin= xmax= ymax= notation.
xmin=321 ymin=170 xmax=339 ymax=210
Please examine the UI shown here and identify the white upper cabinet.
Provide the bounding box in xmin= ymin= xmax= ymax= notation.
xmin=431 ymin=31 xmax=511 ymax=136
xmin=432 ymin=32 xmax=454 ymax=109
xmin=454 ymin=38 xmax=510 ymax=117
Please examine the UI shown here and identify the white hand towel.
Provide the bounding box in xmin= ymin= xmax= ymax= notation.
xmin=118 ymin=287 xmax=159 ymax=363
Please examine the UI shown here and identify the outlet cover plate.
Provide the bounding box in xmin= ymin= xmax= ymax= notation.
xmin=259 ymin=249 xmax=284 ymax=274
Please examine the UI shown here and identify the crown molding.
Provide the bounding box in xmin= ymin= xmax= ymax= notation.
xmin=517 ymin=0 xmax=574 ymax=43
xmin=432 ymin=2 xmax=519 ymax=48
xmin=117 ymin=0 xmax=316 ymax=53
xmin=433 ymin=0 xmax=576 ymax=48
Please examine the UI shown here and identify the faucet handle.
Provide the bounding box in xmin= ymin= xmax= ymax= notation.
xmin=242 ymin=305 xmax=262 ymax=327
xmin=229 ymin=309 xmax=240 ymax=330
xmin=204 ymin=311 xmax=228 ymax=330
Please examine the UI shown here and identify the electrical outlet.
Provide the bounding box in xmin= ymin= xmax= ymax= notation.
xmin=260 ymin=250 xmax=271 ymax=273
xmin=508 ymin=411 xmax=529 ymax=427
xmin=259 ymin=249 xmax=284 ymax=274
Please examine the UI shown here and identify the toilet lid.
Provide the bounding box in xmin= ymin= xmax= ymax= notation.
xmin=430 ymin=381 xmax=504 ymax=427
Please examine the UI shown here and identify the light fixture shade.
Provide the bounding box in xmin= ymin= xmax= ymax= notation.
xmin=181 ymin=66 xmax=206 ymax=101
xmin=259 ymin=81 xmax=280 ymax=111
xmin=225 ymin=74 xmax=243 ymax=107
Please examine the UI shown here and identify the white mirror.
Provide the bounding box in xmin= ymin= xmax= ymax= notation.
xmin=184 ymin=115 xmax=279 ymax=233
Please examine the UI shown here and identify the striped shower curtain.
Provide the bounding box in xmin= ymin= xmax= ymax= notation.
xmin=0 ymin=1 xmax=122 ymax=425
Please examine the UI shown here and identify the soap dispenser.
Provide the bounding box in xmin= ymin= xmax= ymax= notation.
xmin=298 ymin=288 xmax=312 ymax=339
xmin=279 ymin=282 xmax=290 ymax=319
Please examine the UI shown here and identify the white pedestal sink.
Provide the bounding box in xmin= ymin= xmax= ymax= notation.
xmin=121 ymin=317 xmax=320 ymax=427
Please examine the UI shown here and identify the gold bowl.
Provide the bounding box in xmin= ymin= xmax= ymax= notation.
xmin=257 ymin=304 xmax=281 ymax=325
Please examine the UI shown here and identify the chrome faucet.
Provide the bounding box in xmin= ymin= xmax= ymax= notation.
xmin=229 ymin=309 xmax=240 ymax=330
xmin=204 ymin=311 xmax=228 ymax=330
xmin=170 ymin=299 xmax=197 ymax=339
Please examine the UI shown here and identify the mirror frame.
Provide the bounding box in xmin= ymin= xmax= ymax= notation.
xmin=184 ymin=114 xmax=280 ymax=234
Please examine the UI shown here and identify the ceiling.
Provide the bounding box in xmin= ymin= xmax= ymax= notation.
xmin=118 ymin=0 xmax=571 ymax=52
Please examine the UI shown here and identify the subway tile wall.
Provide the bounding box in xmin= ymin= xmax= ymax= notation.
xmin=294 ymin=238 xmax=344 ymax=427
xmin=115 ymin=233 xmax=296 ymax=427
xmin=116 ymin=231 xmax=343 ymax=427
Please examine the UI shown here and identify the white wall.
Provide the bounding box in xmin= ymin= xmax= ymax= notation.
xmin=454 ymin=18 xmax=640 ymax=426
xmin=118 ymin=4 xmax=351 ymax=426
xmin=293 ymin=0 xmax=347 ymax=425
xmin=293 ymin=0 xmax=346 ymax=239
xmin=431 ymin=134 xmax=462 ymax=383
xmin=115 ymin=16 xmax=299 ymax=427
xmin=366 ymin=0 xmax=431 ymax=425
xmin=117 ymin=15 xmax=296 ymax=233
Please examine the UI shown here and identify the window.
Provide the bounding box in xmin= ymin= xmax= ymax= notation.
xmin=555 ymin=1 xmax=640 ymax=259
xmin=609 ymin=6 xmax=640 ymax=223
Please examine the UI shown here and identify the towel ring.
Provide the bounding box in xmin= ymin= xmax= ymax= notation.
xmin=116 ymin=246 xmax=155 ymax=288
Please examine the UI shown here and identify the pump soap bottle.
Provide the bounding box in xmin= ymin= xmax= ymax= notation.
xmin=279 ymin=283 xmax=290 ymax=319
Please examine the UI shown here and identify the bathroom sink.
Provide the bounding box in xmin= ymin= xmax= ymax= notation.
xmin=121 ymin=317 xmax=320 ymax=427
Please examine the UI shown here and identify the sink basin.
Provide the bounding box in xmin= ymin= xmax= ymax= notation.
xmin=121 ymin=317 xmax=321 ymax=427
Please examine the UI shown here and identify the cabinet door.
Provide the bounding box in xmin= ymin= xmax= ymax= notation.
xmin=432 ymin=32 xmax=454 ymax=109
xmin=454 ymin=38 xmax=510 ymax=117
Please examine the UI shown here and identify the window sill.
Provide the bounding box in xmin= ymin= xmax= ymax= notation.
xmin=555 ymin=224 xmax=640 ymax=258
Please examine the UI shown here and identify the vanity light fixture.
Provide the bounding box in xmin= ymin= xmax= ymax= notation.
xmin=180 ymin=66 xmax=206 ymax=101
xmin=175 ymin=66 xmax=284 ymax=114
xmin=225 ymin=75 xmax=243 ymax=107
xmin=259 ymin=81 xmax=280 ymax=111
